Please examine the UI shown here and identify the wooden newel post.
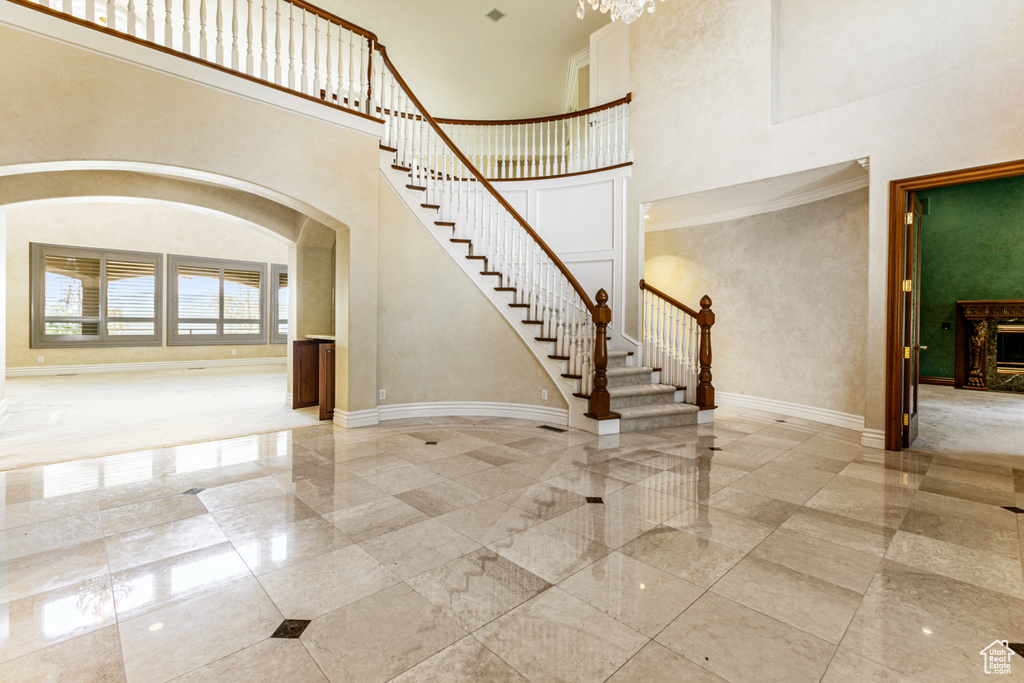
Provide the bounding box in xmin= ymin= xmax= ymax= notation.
xmin=696 ymin=295 xmax=716 ymax=409
xmin=587 ymin=289 xmax=613 ymax=419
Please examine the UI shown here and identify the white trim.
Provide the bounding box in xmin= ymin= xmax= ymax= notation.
xmin=6 ymin=357 xmax=286 ymax=377
xmin=0 ymin=398 xmax=9 ymax=426
xmin=644 ymin=176 xmax=869 ymax=232
xmin=377 ymin=401 xmax=569 ymax=425
xmin=285 ymin=392 xmax=293 ymax=406
xmin=562 ymin=47 xmax=590 ymax=113
xmin=860 ymin=428 xmax=885 ymax=449
xmin=716 ymin=391 xmax=865 ymax=432
xmin=697 ymin=408 xmax=716 ymax=424
xmin=333 ymin=408 xmax=380 ymax=429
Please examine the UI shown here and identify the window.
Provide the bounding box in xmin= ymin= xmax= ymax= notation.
xmin=168 ymin=255 xmax=268 ymax=345
xmin=270 ymin=264 xmax=288 ymax=344
xmin=31 ymin=243 xmax=162 ymax=348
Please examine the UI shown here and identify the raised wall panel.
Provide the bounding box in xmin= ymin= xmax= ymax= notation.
xmin=564 ymin=258 xmax=614 ymax=309
xmin=502 ymin=189 xmax=528 ymax=219
xmin=536 ymin=180 xmax=614 ymax=254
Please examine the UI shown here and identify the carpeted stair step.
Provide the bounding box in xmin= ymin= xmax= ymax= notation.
xmin=608 ymin=383 xmax=676 ymax=409
xmin=606 ymin=365 xmax=654 ymax=388
xmin=616 ymin=403 xmax=700 ymax=433
xmin=608 ymin=350 xmax=632 ymax=368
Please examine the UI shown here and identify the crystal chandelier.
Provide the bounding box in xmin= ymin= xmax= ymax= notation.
xmin=577 ymin=0 xmax=664 ymax=24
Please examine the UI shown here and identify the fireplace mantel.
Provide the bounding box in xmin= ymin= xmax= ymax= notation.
xmin=955 ymin=300 xmax=1024 ymax=391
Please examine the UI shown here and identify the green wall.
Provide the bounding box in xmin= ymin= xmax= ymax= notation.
xmin=918 ymin=175 xmax=1024 ymax=378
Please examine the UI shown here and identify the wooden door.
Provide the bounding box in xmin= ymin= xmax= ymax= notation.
xmin=902 ymin=194 xmax=924 ymax=447
xmin=319 ymin=342 xmax=335 ymax=421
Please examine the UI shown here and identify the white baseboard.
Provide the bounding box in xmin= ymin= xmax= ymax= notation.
xmin=6 ymin=357 xmax=286 ymax=377
xmin=697 ymin=408 xmax=716 ymax=424
xmin=377 ymin=401 xmax=569 ymax=424
xmin=0 ymin=398 xmax=9 ymax=426
xmin=715 ymin=392 xmax=864 ymax=432
xmin=860 ymin=428 xmax=885 ymax=450
xmin=285 ymin=392 xmax=293 ymax=406
xmin=333 ymin=408 xmax=380 ymax=429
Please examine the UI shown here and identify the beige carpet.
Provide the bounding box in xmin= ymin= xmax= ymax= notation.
xmin=911 ymin=384 xmax=1024 ymax=464
xmin=0 ymin=365 xmax=322 ymax=470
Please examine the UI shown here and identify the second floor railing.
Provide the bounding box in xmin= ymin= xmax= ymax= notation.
xmin=436 ymin=95 xmax=632 ymax=181
xmin=640 ymin=279 xmax=715 ymax=409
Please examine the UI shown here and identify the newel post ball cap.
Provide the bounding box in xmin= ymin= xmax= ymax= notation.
xmin=700 ymin=295 xmax=712 ymax=309
xmin=596 ymin=289 xmax=609 ymax=305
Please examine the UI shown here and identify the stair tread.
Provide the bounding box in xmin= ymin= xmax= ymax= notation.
xmin=606 ymin=383 xmax=677 ymax=398
xmin=616 ymin=403 xmax=699 ymax=419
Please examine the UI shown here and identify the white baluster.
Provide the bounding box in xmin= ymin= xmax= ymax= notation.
xmin=259 ymin=0 xmax=268 ymax=79
xmin=273 ymin=0 xmax=281 ymax=83
xmin=63 ymin=0 xmax=71 ymax=15
xmin=127 ymin=0 xmax=137 ymax=35
xmin=162 ymin=0 xmax=170 ymax=46
xmin=245 ymin=0 xmax=254 ymax=74
xmin=287 ymin=4 xmax=295 ymax=88
xmin=198 ymin=0 xmax=207 ymax=58
xmin=182 ymin=0 xmax=190 ymax=53
xmin=324 ymin=23 xmax=332 ymax=100
xmin=336 ymin=27 xmax=344 ymax=104
xmin=311 ymin=17 xmax=320 ymax=96
xmin=230 ymin=0 xmax=239 ymax=69
xmin=106 ymin=0 xmax=115 ymax=29
xmin=145 ymin=0 xmax=154 ymax=41
xmin=215 ymin=0 xmax=223 ymax=63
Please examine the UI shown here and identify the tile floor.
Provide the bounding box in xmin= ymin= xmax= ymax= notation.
xmin=1 ymin=406 xmax=1023 ymax=681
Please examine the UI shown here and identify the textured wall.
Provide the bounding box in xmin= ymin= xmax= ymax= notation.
xmin=377 ymin=180 xmax=566 ymax=409
xmin=628 ymin=0 xmax=1024 ymax=433
xmin=5 ymin=201 xmax=290 ymax=368
xmin=645 ymin=189 xmax=869 ymax=416
xmin=917 ymin=176 xmax=1024 ymax=378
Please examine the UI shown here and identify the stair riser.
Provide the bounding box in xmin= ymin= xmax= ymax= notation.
xmin=610 ymin=392 xmax=676 ymax=410
xmin=606 ymin=371 xmax=654 ymax=388
xmin=619 ymin=411 xmax=699 ymax=433
xmin=608 ymin=354 xmax=629 ymax=368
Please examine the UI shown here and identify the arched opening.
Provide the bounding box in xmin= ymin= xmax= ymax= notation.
xmin=1 ymin=167 xmax=339 ymax=468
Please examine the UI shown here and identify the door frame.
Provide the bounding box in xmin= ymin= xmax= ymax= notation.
xmin=884 ymin=158 xmax=1024 ymax=451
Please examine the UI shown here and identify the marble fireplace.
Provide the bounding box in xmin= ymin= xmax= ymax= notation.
xmin=956 ymin=300 xmax=1024 ymax=393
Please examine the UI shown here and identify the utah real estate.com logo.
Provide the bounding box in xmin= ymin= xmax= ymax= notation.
xmin=980 ymin=640 xmax=1015 ymax=675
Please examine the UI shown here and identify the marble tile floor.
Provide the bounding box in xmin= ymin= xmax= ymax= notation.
xmin=1 ymin=407 xmax=1022 ymax=682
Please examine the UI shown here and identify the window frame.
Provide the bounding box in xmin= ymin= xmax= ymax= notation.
xmin=167 ymin=254 xmax=269 ymax=346
xmin=270 ymin=263 xmax=289 ymax=345
xmin=30 ymin=242 xmax=164 ymax=349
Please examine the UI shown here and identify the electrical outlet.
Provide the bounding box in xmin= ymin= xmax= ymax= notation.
xmin=541 ymin=389 xmax=548 ymax=401
xmin=37 ymin=355 xmax=44 ymax=364
xmin=231 ymin=349 xmax=237 ymax=356
xmin=379 ymin=389 xmax=386 ymax=401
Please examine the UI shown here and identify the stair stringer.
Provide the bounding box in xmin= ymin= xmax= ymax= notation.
xmin=379 ymin=153 xmax=620 ymax=436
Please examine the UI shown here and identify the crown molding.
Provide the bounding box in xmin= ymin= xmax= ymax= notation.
xmin=645 ymin=175 xmax=869 ymax=232
xmin=562 ymin=47 xmax=591 ymax=114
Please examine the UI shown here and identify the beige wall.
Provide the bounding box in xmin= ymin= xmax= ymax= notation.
xmin=628 ymin=0 xmax=1024 ymax=432
xmin=4 ymin=201 xmax=289 ymax=368
xmin=377 ymin=179 xmax=566 ymax=409
xmin=645 ymin=189 xmax=868 ymax=416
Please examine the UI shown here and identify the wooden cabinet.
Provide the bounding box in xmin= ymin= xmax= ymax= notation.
xmin=292 ymin=338 xmax=335 ymax=420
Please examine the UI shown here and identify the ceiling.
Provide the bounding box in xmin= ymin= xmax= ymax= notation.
xmin=645 ymin=161 xmax=871 ymax=231
xmin=320 ymin=0 xmax=609 ymax=119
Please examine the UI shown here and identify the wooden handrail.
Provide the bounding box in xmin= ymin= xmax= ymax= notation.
xmin=376 ymin=44 xmax=596 ymax=313
xmin=435 ymin=93 xmax=632 ymax=127
xmin=282 ymin=0 xmax=378 ymax=41
xmin=639 ymin=279 xmax=698 ymax=318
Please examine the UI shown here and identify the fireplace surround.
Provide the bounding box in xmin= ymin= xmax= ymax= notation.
xmin=956 ymin=300 xmax=1024 ymax=393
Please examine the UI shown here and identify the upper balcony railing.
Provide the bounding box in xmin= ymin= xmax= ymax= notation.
xmin=436 ymin=96 xmax=631 ymax=181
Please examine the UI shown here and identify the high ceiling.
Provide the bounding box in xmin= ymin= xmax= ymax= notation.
xmin=320 ymin=0 xmax=609 ymax=120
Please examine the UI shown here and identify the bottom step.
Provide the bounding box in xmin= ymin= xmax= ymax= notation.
xmin=616 ymin=403 xmax=699 ymax=433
